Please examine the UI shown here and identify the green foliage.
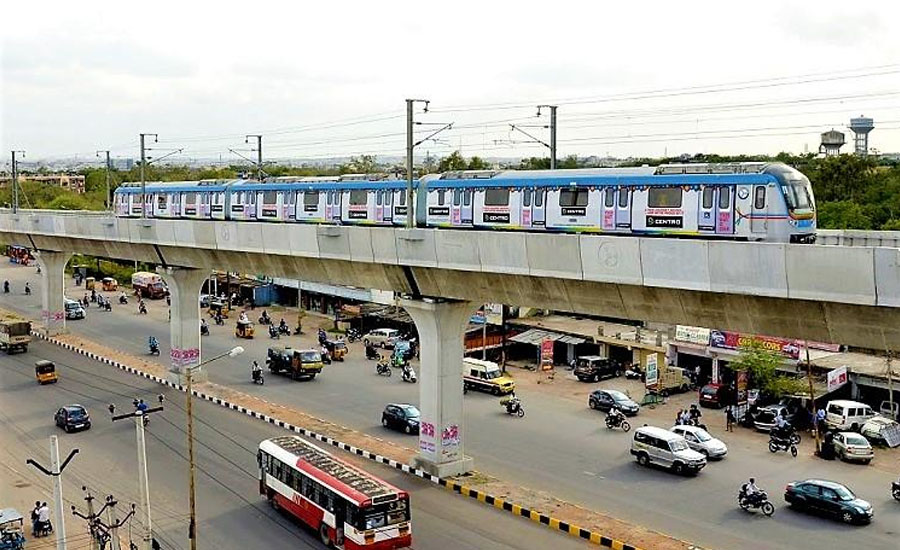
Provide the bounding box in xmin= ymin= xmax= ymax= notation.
xmin=816 ymin=201 xmax=872 ymax=229
xmin=437 ymin=151 xmax=493 ymax=172
xmin=732 ymin=340 xmax=806 ymax=397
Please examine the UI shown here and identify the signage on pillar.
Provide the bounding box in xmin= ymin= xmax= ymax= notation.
xmin=419 ymin=421 xmax=436 ymax=455
xmin=170 ymin=347 xmax=200 ymax=369
xmin=440 ymin=424 xmax=460 ymax=460
xmin=645 ymin=353 xmax=658 ymax=388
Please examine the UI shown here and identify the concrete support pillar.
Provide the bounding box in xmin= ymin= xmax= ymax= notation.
xmin=400 ymin=298 xmax=476 ymax=477
xmin=158 ymin=267 xmax=208 ymax=385
xmin=36 ymin=251 xmax=72 ymax=336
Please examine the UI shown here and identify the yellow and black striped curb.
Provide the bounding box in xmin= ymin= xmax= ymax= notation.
xmin=33 ymin=330 xmax=646 ymax=549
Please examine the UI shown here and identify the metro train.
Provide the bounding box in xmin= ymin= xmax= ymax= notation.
xmin=113 ymin=162 xmax=817 ymax=243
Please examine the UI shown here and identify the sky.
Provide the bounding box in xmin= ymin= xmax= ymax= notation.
xmin=2 ymin=0 xmax=900 ymax=165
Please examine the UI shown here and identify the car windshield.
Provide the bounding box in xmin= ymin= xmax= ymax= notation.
xmin=701 ymin=387 xmax=716 ymax=396
xmin=68 ymin=408 xmax=87 ymax=419
xmin=299 ymin=351 xmax=320 ymax=362
xmin=844 ymin=434 xmax=868 ymax=446
xmin=693 ymin=429 xmax=712 ymax=442
xmin=483 ymin=370 xmax=501 ymax=380
xmin=400 ymin=406 xmax=420 ymax=418
xmin=669 ymin=439 xmax=689 ymax=452
xmin=832 ymin=485 xmax=855 ymax=501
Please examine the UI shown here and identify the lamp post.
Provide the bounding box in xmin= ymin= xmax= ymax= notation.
xmin=184 ymin=345 xmax=244 ymax=550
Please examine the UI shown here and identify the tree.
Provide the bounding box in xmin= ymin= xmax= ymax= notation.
xmin=731 ymin=340 xmax=806 ymax=398
xmin=438 ymin=151 xmax=468 ymax=172
xmin=345 ymin=155 xmax=378 ymax=174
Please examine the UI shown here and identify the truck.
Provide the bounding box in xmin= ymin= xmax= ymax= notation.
xmin=132 ymin=272 xmax=168 ymax=299
xmin=0 ymin=316 xmax=32 ymax=353
xmin=653 ymin=365 xmax=692 ymax=396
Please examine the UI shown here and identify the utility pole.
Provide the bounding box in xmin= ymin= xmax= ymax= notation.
xmin=139 ymin=134 xmax=157 ymax=218
xmin=537 ymin=105 xmax=558 ymax=169
xmin=110 ymin=399 xmax=164 ymax=550
xmin=245 ymin=135 xmax=263 ymax=181
xmin=804 ymin=341 xmax=820 ymax=454
xmin=97 ymin=150 xmax=112 ymax=211
xmin=10 ymin=150 xmax=25 ymax=213
xmin=26 ymin=436 xmax=79 ymax=550
xmin=73 ymin=491 xmax=136 ymax=550
xmin=405 ymin=99 xmax=452 ymax=228
xmin=482 ymin=305 xmax=488 ymax=361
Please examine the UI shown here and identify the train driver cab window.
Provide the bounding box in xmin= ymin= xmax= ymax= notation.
xmin=437 ymin=189 xmax=446 ymax=205
xmin=349 ymin=190 xmax=368 ymax=206
xmin=648 ymin=187 xmax=682 ymax=208
xmin=559 ymin=189 xmax=588 ymax=207
xmin=718 ymin=187 xmax=731 ymax=209
xmin=484 ymin=188 xmax=510 ymax=206
xmin=754 ymin=186 xmax=766 ymax=209
xmin=702 ymin=187 xmax=714 ymax=209
xmin=157 ymin=195 xmax=166 ymax=208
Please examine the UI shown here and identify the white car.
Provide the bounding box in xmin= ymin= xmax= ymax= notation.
xmin=833 ymin=432 xmax=874 ymax=464
xmin=363 ymin=328 xmax=400 ymax=349
xmin=859 ymin=415 xmax=899 ymax=446
xmin=670 ymin=425 xmax=728 ymax=459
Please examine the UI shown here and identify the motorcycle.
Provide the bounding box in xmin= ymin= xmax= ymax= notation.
xmin=119 ymin=295 xmax=128 ymax=305
xmin=318 ymin=329 xmax=328 ymax=345
xmin=103 ymin=301 xmax=112 ymax=312
xmin=252 ymin=369 xmax=265 ymax=385
xmin=277 ymin=322 xmax=290 ymax=336
xmin=892 ymin=480 xmax=900 ymax=501
xmin=401 ymin=365 xmax=417 ymax=383
xmin=25 ymin=284 xmax=31 ymax=296
xmin=376 ymin=357 xmax=392 ymax=376
xmin=35 ymin=519 xmax=54 ymax=537
xmin=139 ymin=303 xmax=148 ymax=315
xmin=738 ymin=490 xmax=775 ymax=516
xmin=200 ymin=323 xmax=209 ymax=336
xmin=346 ymin=328 xmax=361 ymax=343
xmin=768 ymin=433 xmax=798 ymax=457
xmin=605 ymin=411 xmax=631 ymax=432
xmin=148 ymin=337 xmax=160 ymax=356
xmin=258 ymin=314 xmax=272 ymax=325
xmin=365 ymin=344 xmax=379 ymax=360
xmin=268 ymin=325 xmax=280 ymax=339
xmin=624 ymin=366 xmax=643 ymax=380
xmin=501 ymin=396 xmax=525 ymax=418
xmin=214 ymin=314 xmax=225 ymax=326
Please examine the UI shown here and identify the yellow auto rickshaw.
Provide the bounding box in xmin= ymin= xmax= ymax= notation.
xmin=35 ymin=360 xmax=58 ymax=384
xmin=85 ymin=277 xmax=96 ymax=290
xmin=208 ymin=301 xmax=230 ymax=320
xmin=235 ymin=319 xmax=255 ymax=339
xmin=101 ymin=277 xmax=119 ymax=291
xmin=324 ymin=339 xmax=348 ymax=361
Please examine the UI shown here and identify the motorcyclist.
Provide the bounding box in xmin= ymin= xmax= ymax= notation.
xmin=689 ymin=404 xmax=702 ymax=425
xmin=200 ymin=319 xmax=209 ymax=335
xmin=317 ymin=328 xmax=327 ymax=344
xmin=365 ymin=341 xmax=377 ymax=359
xmin=607 ymin=405 xmax=625 ymax=424
xmin=278 ymin=318 xmax=289 ymax=333
xmin=119 ymin=291 xmax=128 ymax=304
xmin=148 ymin=336 xmax=159 ymax=353
xmin=251 ymin=360 xmax=262 ymax=382
xmin=214 ymin=312 xmax=224 ymax=325
xmin=741 ymin=477 xmax=762 ymax=505
xmin=25 ymin=282 xmax=31 ymax=295
xmin=502 ymin=392 xmax=520 ymax=413
xmin=239 ymin=311 xmax=249 ymax=324
xmin=268 ymin=324 xmax=278 ymax=338
xmin=260 ymin=310 xmax=271 ymax=324
xmin=773 ymin=413 xmax=789 ymax=439
xmin=139 ymin=299 xmax=148 ymax=314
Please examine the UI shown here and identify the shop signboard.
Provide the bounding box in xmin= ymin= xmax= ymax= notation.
xmin=736 ymin=370 xmax=748 ymax=405
xmin=645 ymin=353 xmax=659 ymax=387
xmin=709 ymin=330 xmax=801 ymax=360
xmin=540 ymin=339 xmax=554 ymax=371
xmin=826 ymin=365 xmax=849 ymax=393
xmin=675 ymin=325 xmax=711 ymax=346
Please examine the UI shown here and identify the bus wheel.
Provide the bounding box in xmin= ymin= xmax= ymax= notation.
xmin=319 ymin=523 xmax=332 ymax=547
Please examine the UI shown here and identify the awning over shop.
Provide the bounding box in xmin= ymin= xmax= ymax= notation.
xmin=509 ymin=328 xmax=586 ymax=346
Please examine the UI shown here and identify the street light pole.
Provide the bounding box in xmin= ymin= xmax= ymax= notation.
xmin=97 ymin=150 xmax=112 ymax=211
xmin=10 ymin=150 xmax=25 ymax=213
xmin=26 ymin=436 xmax=78 ymax=550
xmin=185 ymin=346 xmax=244 ymax=550
xmin=139 ymin=134 xmax=157 ymax=219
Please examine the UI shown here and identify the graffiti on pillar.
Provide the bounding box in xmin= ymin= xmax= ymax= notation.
xmin=170 ymin=347 xmax=200 ymax=369
xmin=440 ymin=423 xmax=460 ymax=460
xmin=40 ymin=310 xmax=65 ymax=331
xmin=419 ymin=420 xmax=436 ymax=454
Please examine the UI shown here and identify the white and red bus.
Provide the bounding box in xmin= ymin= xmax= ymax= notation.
xmin=258 ymin=436 xmax=412 ymax=549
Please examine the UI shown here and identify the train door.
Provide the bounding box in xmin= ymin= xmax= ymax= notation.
xmin=616 ymin=188 xmax=631 ymax=229
xmin=601 ymin=188 xmax=616 ymax=230
xmin=521 ymin=189 xmax=532 ymax=228
xmin=715 ymin=186 xmax=733 ymax=235
xmin=698 ymin=187 xmax=715 ymax=233
xmin=451 ymin=189 xmax=463 ymax=226
xmin=461 ymin=189 xmax=473 ymax=224
xmin=383 ymin=189 xmax=393 ymax=223
xmin=326 ymin=190 xmax=342 ymax=221
xmin=750 ymin=185 xmax=767 ymax=234
xmin=375 ymin=190 xmax=385 ymax=223
xmin=532 ymin=189 xmax=545 ymax=227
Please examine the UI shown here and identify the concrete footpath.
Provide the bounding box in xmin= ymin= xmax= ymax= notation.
xmin=14 ymin=312 xmax=697 ymax=550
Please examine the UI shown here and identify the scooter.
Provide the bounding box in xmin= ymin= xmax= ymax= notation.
xmin=103 ymin=301 xmax=112 ymax=312
xmin=376 ymin=357 xmax=392 ymax=376
xmin=501 ymin=397 xmax=525 ymax=418
xmin=139 ymin=303 xmax=148 ymax=315
xmin=768 ymin=433 xmax=798 ymax=457
xmin=268 ymin=325 xmax=280 ymax=339
xmin=365 ymin=345 xmax=379 ymax=360
xmin=605 ymin=411 xmax=631 ymax=432
xmin=252 ymin=369 xmax=265 ymax=385
xmin=346 ymin=328 xmax=361 ymax=342
xmin=738 ymin=489 xmax=775 ymax=516
xmin=148 ymin=338 xmax=160 ymax=356
xmin=277 ymin=323 xmax=290 ymax=336
xmin=258 ymin=314 xmax=272 ymax=325
xmin=891 ymin=480 xmax=900 ymax=501
xmin=119 ymin=295 xmax=128 ymax=305
xmin=401 ymin=365 xmax=417 ymax=383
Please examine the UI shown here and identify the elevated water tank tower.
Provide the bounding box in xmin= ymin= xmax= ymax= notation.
xmin=850 ymin=116 xmax=874 ymax=156
xmin=819 ymin=129 xmax=845 ymax=157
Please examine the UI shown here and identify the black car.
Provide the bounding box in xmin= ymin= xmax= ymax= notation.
xmin=784 ymin=479 xmax=873 ymax=524
xmin=382 ymin=404 xmax=420 ymax=434
xmin=588 ymin=389 xmax=640 ymax=415
xmin=574 ymin=356 xmax=622 ymax=382
xmin=55 ymin=405 xmax=91 ymax=433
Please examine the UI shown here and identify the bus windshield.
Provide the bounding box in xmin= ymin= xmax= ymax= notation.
xmin=354 ymin=498 xmax=410 ymax=530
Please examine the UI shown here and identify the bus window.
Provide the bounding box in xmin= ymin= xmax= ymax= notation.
xmin=648 ymin=188 xmax=682 ymax=208
xmin=484 ymin=189 xmax=510 ymax=206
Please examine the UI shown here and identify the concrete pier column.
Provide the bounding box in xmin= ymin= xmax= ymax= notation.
xmin=36 ymin=251 xmax=72 ymax=336
xmin=158 ymin=267 xmax=208 ymax=385
xmin=400 ymin=298 xmax=477 ymax=477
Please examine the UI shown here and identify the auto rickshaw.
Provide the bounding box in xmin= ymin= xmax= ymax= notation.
xmin=85 ymin=276 xmax=96 ymax=290
xmin=324 ymin=339 xmax=348 ymax=361
xmin=235 ymin=319 xmax=255 ymax=339
xmin=208 ymin=301 xmax=230 ymax=319
xmin=101 ymin=277 xmax=119 ymax=291
xmin=35 ymin=360 xmax=58 ymax=384
xmin=0 ymin=508 xmax=26 ymax=550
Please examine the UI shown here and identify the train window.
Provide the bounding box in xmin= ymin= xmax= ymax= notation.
xmin=157 ymin=195 xmax=166 ymax=208
xmin=484 ymin=189 xmax=510 ymax=206
xmin=702 ymin=188 xmax=714 ymax=209
xmin=618 ymin=189 xmax=629 ymax=208
xmin=523 ymin=190 xmax=531 ymax=207
xmin=464 ymin=190 xmax=472 ymax=206
xmin=263 ymin=191 xmax=277 ymax=204
xmin=453 ymin=189 xmax=461 ymax=206
xmin=604 ymin=189 xmax=615 ymax=208
xmin=185 ymin=192 xmax=197 ymax=203
xmin=376 ymin=190 xmax=383 ymax=206
xmin=718 ymin=187 xmax=731 ymax=209
xmin=648 ymin=187 xmax=682 ymax=208
xmin=304 ymin=191 xmax=319 ymax=206
xmin=349 ymin=190 xmax=368 ymax=205
xmin=559 ymin=189 xmax=588 ymax=207
xmin=398 ymin=191 xmax=406 ymax=205
xmin=754 ymin=186 xmax=766 ymax=209
xmin=534 ymin=190 xmax=543 ymax=207
xmin=437 ymin=189 xmax=446 ymax=205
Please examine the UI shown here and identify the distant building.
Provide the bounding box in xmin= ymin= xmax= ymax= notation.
xmin=0 ymin=173 xmax=86 ymax=194
xmin=819 ymin=129 xmax=845 ymax=157
xmin=112 ymin=158 xmax=134 ymax=171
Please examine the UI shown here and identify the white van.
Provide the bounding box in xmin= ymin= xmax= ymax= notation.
xmin=825 ymin=400 xmax=876 ymax=431
xmin=630 ymin=426 xmax=706 ymax=475
xmin=462 ymin=357 xmax=515 ymax=395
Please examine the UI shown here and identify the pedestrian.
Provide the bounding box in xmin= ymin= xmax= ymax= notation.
xmin=675 ymin=409 xmax=683 ymax=425
xmin=680 ymin=409 xmax=692 ymax=425
xmin=726 ymin=405 xmax=735 ymax=432
xmin=30 ymin=501 xmax=40 ymax=536
xmin=91 ymin=288 xmax=97 ymax=302
xmin=38 ymin=501 xmax=50 ymax=534
xmin=166 ymin=295 xmax=171 ymax=307
xmin=816 ymin=408 xmax=826 ymax=434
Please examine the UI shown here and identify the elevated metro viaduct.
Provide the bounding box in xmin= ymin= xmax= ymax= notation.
xmin=4 ymin=210 xmax=900 ymax=476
